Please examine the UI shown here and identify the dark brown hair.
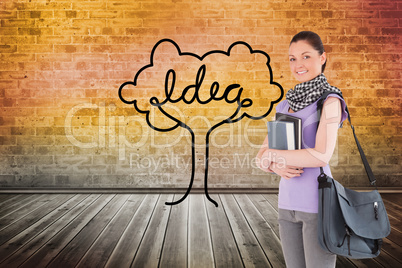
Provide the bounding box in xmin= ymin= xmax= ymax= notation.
xmin=290 ymin=31 xmax=326 ymax=73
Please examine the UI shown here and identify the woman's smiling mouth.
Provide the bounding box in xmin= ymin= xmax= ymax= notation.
xmin=297 ymin=70 xmax=308 ymax=75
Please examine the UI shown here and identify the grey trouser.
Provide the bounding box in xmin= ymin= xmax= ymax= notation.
xmin=278 ymin=209 xmax=336 ymax=268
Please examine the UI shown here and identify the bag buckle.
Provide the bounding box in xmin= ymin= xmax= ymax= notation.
xmin=374 ymin=202 xmax=379 ymax=220
xmin=338 ymin=224 xmax=353 ymax=256
xmin=317 ymin=173 xmax=332 ymax=188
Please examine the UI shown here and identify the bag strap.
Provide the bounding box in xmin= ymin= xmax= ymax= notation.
xmin=317 ymin=91 xmax=377 ymax=186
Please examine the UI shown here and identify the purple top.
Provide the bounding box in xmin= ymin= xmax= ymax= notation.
xmin=275 ymin=94 xmax=348 ymax=213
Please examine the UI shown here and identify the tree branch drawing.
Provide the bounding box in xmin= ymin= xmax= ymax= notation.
xmin=118 ymin=39 xmax=283 ymax=207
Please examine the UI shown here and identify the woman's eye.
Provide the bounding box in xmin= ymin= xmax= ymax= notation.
xmin=289 ymin=58 xmax=295 ymax=62
xmin=303 ymin=56 xmax=310 ymax=59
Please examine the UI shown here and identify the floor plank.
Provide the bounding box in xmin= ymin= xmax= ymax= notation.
xmin=0 ymin=193 xmax=400 ymax=268
xmin=0 ymin=194 xmax=46 ymax=218
xmin=220 ymin=194 xmax=272 ymax=267
xmin=335 ymin=256 xmax=358 ymax=268
xmin=131 ymin=194 xmax=173 ymax=268
xmin=0 ymin=194 xmax=27 ymax=208
xmin=382 ymin=194 xmax=402 ymax=207
xmin=205 ymin=194 xmax=243 ymax=268
xmin=262 ymin=194 xmax=279 ymax=211
xmin=387 ymin=224 xmax=402 ymax=248
xmin=0 ymin=194 xmax=14 ymax=204
xmin=248 ymin=194 xmax=280 ymax=238
xmin=234 ymin=194 xmax=285 ymax=268
xmin=368 ymin=244 xmax=402 ymax=268
xmin=382 ymin=199 xmax=402 ymax=232
xmin=159 ymin=194 xmax=188 ymax=268
xmin=0 ymin=194 xmax=89 ymax=264
xmin=105 ymin=194 xmax=159 ymax=268
xmin=77 ymin=194 xmax=145 ymax=268
xmin=0 ymin=194 xmax=60 ymax=230
xmin=188 ymin=194 xmax=215 ymax=268
xmin=0 ymin=194 xmax=74 ymax=245
xmin=46 ymin=194 xmax=130 ymax=268
xmin=16 ymin=194 xmax=109 ymax=268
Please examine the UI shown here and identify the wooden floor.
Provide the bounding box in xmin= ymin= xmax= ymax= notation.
xmin=0 ymin=193 xmax=400 ymax=268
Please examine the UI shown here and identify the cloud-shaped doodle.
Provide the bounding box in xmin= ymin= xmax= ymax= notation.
xmin=119 ymin=39 xmax=283 ymax=207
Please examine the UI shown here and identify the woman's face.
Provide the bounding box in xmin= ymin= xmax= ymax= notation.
xmin=288 ymin=40 xmax=326 ymax=83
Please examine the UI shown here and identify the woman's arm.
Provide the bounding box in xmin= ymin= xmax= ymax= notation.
xmin=256 ymin=135 xmax=273 ymax=172
xmin=261 ymin=97 xmax=342 ymax=168
xmin=256 ymin=135 xmax=304 ymax=178
xmin=256 ymin=125 xmax=305 ymax=179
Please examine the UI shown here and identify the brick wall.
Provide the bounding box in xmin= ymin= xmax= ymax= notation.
xmin=0 ymin=0 xmax=400 ymax=189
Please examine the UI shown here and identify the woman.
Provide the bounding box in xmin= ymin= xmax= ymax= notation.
xmin=256 ymin=31 xmax=348 ymax=268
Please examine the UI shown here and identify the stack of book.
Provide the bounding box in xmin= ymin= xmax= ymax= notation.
xmin=267 ymin=113 xmax=302 ymax=150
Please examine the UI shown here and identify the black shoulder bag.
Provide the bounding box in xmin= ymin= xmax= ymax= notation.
xmin=316 ymin=92 xmax=391 ymax=259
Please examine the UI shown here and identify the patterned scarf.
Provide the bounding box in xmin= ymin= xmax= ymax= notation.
xmin=286 ymin=73 xmax=342 ymax=112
